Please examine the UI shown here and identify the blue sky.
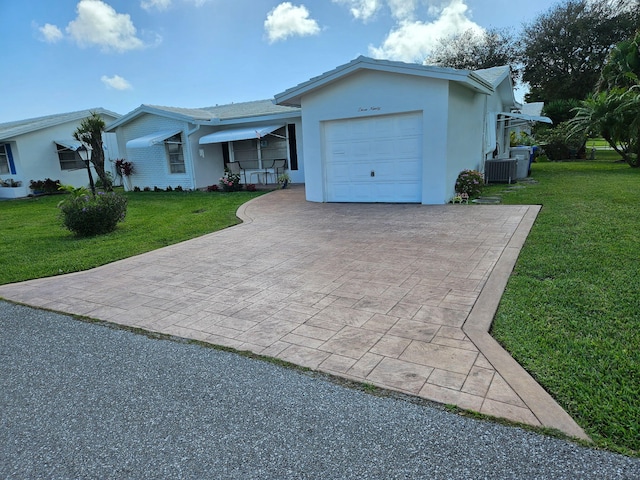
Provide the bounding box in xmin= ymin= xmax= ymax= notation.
xmin=0 ymin=0 xmax=557 ymax=123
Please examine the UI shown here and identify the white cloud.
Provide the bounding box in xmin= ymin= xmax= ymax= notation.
xmin=141 ymin=0 xmax=172 ymax=10
xmin=387 ymin=0 xmax=420 ymax=20
xmin=141 ymin=0 xmax=210 ymax=10
xmin=39 ymin=23 xmax=64 ymax=43
xmin=368 ymin=0 xmax=483 ymax=62
xmin=332 ymin=0 xmax=382 ymax=22
xmin=101 ymin=74 xmax=133 ymax=90
xmin=264 ymin=2 xmax=321 ymax=43
xmin=66 ymin=0 xmax=145 ymax=53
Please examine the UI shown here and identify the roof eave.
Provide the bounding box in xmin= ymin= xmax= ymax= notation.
xmin=275 ymin=56 xmax=495 ymax=106
xmin=105 ymin=105 xmax=198 ymax=131
xmin=195 ymin=110 xmax=301 ymax=127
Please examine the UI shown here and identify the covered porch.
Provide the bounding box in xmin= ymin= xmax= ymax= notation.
xmin=199 ymin=124 xmax=296 ymax=185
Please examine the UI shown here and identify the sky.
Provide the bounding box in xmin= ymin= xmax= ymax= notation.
xmin=0 ymin=0 xmax=558 ymax=123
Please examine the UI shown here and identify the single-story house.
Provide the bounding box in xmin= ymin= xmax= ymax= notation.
xmin=107 ymin=56 xmax=548 ymax=203
xmin=105 ymin=100 xmax=302 ymax=191
xmin=274 ymin=56 xmax=549 ymax=204
xmin=0 ymin=108 xmax=121 ymax=198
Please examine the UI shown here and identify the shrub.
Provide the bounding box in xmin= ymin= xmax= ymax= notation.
xmin=133 ymin=186 xmax=141 ymax=192
xmin=175 ymin=185 xmax=183 ymax=192
xmin=455 ymin=169 xmax=484 ymax=198
xmin=114 ymin=159 xmax=134 ymax=177
xmin=219 ymin=169 xmax=242 ymax=192
xmin=153 ymin=186 xmax=162 ymax=192
xmin=165 ymin=185 xmax=173 ymax=192
xmin=30 ymin=178 xmax=61 ymax=194
xmin=95 ymin=171 xmax=113 ymax=190
xmin=537 ymin=121 xmax=586 ymax=160
xmin=245 ymin=183 xmax=256 ymax=192
xmin=143 ymin=186 xmax=151 ymax=192
xmin=207 ymin=184 xmax=219 ymax=192
xmin=58 ymin=186 xmax=128 ymax=237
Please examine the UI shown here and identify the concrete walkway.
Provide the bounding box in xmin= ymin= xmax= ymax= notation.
xmin=0 ymin=186 xmax=588 ymax=440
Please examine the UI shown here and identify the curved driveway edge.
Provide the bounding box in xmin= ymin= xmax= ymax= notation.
xmin=0 ymin=186 xmax=588 ymax=441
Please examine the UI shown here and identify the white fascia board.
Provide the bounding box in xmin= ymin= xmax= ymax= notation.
xmin=275 ymin=56 xmax=494 ymax=106
xmin=105 ymin=105 xmax=199 ymax=131
xmin=195 ymin=110 xmax=301 ymax=127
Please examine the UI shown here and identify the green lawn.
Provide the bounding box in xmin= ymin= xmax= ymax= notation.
xmin=484 ymin=160 xmax=639 ymax=455
xmin=0 ymin=190 xmax=265 ymax=285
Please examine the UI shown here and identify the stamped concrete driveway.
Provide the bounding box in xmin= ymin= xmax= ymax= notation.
xmin=0 ymin=186 xmax=587 ymax=440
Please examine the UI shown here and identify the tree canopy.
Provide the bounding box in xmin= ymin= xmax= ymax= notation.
xmin=73 ymin=112 xmax=110 ymax=190
xmin=426 ymin=28 xmax=521 ymax=82
xmin=521 ymin=0 xmax=640 ymax=103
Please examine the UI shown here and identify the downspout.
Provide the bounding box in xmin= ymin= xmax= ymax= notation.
xmin=186 ymin=124 xmax=200 ymax=190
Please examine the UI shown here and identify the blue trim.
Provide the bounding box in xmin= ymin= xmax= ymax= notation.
xmin=4 ymin=144 xmax=16 ymax=175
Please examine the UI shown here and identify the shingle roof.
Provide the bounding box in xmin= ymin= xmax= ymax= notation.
xmin=107 ymin=100 xmax=300 ymax=131
xmin=146 ymin=99 xmax=300 ymax=121
xmin=473 ymin=66 xmax=511 ymax=87
xmin=0 ymin=108 xmax=120 ymax=142
xmin=201 ymin=99 xmax=301 ymax=120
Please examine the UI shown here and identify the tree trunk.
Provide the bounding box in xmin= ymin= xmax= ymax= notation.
xmin=90 ymin=138 xmax=112 ymax=191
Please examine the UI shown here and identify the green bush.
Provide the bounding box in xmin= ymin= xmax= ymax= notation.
xmin=30 ymin=178 xmax=61 ymax=194
xmin=58 ymin=187 xmax=128 ymax=237
xmin=454 ymin=169 xmax=484 ymax=198
xmin=537 ymin=121 xmax=587 ymax=160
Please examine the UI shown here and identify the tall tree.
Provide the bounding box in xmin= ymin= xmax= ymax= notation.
xmin=73 ymin=112 xmax=111 ymax=191
xmin=521 ymin=0 xmax=640 ymax=103
xmin=598 ymin=29 xmax=640 ymax=92
xmin=426 ymin=28 xmax=521 ymax=82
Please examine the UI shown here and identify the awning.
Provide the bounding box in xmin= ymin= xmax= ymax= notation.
xmin=126 ymin=129 xmax=182 ymax=149
xmin=499 ymin=112 xmax=553 ymax=124
xmin=54 ymin=139 xmax=83 ymax=151
xmin=199 ymin=124 xmax=284 ymax=145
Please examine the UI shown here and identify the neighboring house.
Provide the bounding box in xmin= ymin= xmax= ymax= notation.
xmin=105 ymin=100 xmax=302 ymax=191
xmin=0 ymin=108 xmax=121 ymax=198
xmin=274 ymin=56 xmax=549 ymax=204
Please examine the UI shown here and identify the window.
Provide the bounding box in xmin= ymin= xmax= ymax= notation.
xmin=0 ymin=144 xmax=9 ymax=174
xmin=56 ymin=144 xmax=85 ymax=170
xmin=165 ymin=134 xmax=185 ymax=173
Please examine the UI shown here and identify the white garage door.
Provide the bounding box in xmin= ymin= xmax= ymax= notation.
xmin=324 ymin=112 xmax=423 ymax=203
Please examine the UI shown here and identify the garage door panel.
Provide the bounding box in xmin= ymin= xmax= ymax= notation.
xmin=373 ymin=182 xmax=422 ymax=203
xmin=324 ymin=112 xmax=423 ymax=203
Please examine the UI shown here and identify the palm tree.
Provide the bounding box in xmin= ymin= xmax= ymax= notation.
xmin=73 ymin=112 xmax=111 ymax=190
xmin=568 ymin=91 xmax=635 ymax=165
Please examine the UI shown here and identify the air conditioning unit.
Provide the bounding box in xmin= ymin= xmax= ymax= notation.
xmin=485 ymin=159 xmax=518 ymax=184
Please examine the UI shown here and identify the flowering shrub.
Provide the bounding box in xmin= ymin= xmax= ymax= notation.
xmin=58 ymin=186 xmax=128 ymax=237
xmin=115 ymin=159 xmax=134 ymax=177
xmin=245 ymin=183 xmax=256 ymax=192
xmin=454 ymin=169 xmax=484 ymax=198
xmin=219 ymin=169 xmax=242 ymax=192
xmin=207 ymin=184 xmax=219 ymax=192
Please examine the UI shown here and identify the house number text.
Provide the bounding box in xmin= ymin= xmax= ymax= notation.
xmin=358 ymin=106 xmax=381 ymax=112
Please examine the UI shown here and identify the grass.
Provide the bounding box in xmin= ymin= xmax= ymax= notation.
xmin=0 ymin=190 xmax=266 ymax=285
xmin=484 ymin=159 xmax=640 ymax=455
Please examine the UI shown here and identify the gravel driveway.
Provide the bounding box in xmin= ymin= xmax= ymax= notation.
xmin=1 ymin=301 xmax=638 ymax=479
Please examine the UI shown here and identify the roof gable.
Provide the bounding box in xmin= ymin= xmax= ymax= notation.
xmin=0 ymin=108 xmax=120 ymax=142
xmin=274 ymin=56 xmax=495 ymax=107
xmin=107 ymin=99 xmax=300 ymax=131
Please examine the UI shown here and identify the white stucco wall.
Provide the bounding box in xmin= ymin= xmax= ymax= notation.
xmin=116 ymin=114 xmax=193 ymax=190
xmin=299 ymin=69 xmax=459 ymax=204
xmin=446 ymin=82 xmax=487 ymax=201
xmin=0 ymin=115 xmax=119 ymax=192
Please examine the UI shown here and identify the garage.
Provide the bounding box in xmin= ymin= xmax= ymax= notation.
xmin=323 ymin=112 xmax=423 ymax=203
